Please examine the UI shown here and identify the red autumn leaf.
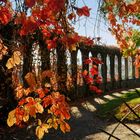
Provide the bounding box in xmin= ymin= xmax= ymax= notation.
xmin=0 ymin=7 xmax=12 ymax=25
xmin=36 ymin=88 xmax=45 ymax=98
xmin=46 ymin=0 xmax=65 ymax=13
xmin=68 ymin=13 xmax=76 ymax=20
xmin=15 ymin=108 xmax=25 ymax=125
xmin=85 ymin=76 xmax=93 ymax=84
xmin=90 ymin=67 xmax=98 ymax=76
xmin=96 ymin=89 xmax=102 ymax=95
xmin=89 ymin=85 xmax=98 ymax=92
xmin=60 ymin=121 xmax=70 ymax=133
xmin=19 ymin=16 xmax=38 ymax=36
xmin=41 ymin=70 xmax=53 ymax=80
xmin=108 ymin=12 xmax=117 ymax=26
xmin=84 ymin=58 xmax=92 ymax=64
xmin=29 ymin=106 xmax=36 ymax=116
xmin=25 ymin=0 xmax=36 ymax=8
xmin=43 ymin=96 xmax=52 ymax=108
xmin=91 ymin=57 xmax=103 ymax=64
xmin=80 ymin=37 xmax=94 ymax=46
xmin=83 ymin=70 xmax=88 ymax=77
xmin=46 ymin=38 xmax=57 ymax=50
xmin=18 ymin=99 xmax=26 ymax=106
xmin=76 ymin=6 xmax=91 ymax=17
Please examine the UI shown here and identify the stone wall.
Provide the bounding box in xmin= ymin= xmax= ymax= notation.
xmin=68 ymin=45 xmax=140 ymax=97
xmin=27 ymin=44 xmax=140 ymax=98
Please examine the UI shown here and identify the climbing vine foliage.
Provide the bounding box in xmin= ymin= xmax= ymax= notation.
xmin=2 ymin=0 xmax=140 ymax=139
xmin=0 ymin=0 xmax=102 ymax=139
xmin=102 ymin=0 xmax=140 ymax=67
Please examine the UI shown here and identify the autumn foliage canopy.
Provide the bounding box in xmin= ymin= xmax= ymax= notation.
xmin=0 ymin=0 xmax=99 ymax=139
xmin=1 ymin=0 xmax=140 ymax=139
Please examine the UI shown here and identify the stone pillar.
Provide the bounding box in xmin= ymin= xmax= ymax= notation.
xmin=101 ymin=54 xmax=107 ymax=92
xmin=22 ymin=44 xmax=33 ymax=87
xmin=41 ymin=46 xmax=50 ymax=71
xmin=118 ymin=56 xmax=122 ymax=88
xmin=71 ymin=51 xmax=77 ymax=98
xmin=125 ymin=58 xmax=128 ymax=80
xmin=110 ymin=55 xmax=115 ymax=89
xmin=40 ymin=41 xmax=50 ymax=84
xmin=125 ymin=58 xmax=128 ymax=87
xmin=56 ymin=44 xmax=67 ymax=95
xmin=132 ymin=57 xmax=136 ymax=79
xmin=81 ymin=49 xmax=89 ymax=97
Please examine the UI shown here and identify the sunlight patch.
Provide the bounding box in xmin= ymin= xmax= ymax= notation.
xmin=112 ymin=92 xmax=122 ymax=97
xmin=104 ymin=95 xmax=115 ymax=100
xmin=81 ymin=101 xmax=96 ymax=112
xmin=94 ymin=98 xmax=106 ymax=104
xmin=70 ymin=106 xmax=82 ymax=118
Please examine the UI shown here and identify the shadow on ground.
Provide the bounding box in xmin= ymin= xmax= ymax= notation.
xmin=0 ymin=89 xmax=140 ymax=140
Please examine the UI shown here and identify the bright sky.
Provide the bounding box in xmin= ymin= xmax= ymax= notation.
xmin=74 ymin=0 xmax=117 ymax=46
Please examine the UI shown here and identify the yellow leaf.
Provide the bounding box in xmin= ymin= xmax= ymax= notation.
xmin=38 ymin=119 xmax=42 ymax=126
xmin=42 ymin=124 xmax=49 ymax=133
xmin=53 ymin=122 xmax=58 ymax=130
xmin=47 ymin=109 xmax=52 ymax=114
xmin=6 ymin=58 xmax=14 ymax=69
xmin=35 ymin=103 xmax=44 ymax=114
xmin=7 ymin=117 xmax=16 ymax=127
xmin=6 ymin=51 xmax=21 ymax=69
xmin=47 ymin=118 xmax=52 ymax=124
xmin=13 ymin=51 xmax=21 ymax=65
xmin=35 ymin=126 xmax=44 ymax=140
xmin=65 ymin=122 xmax=70 ymax=132
xmin=60 ymin=123 xmax=65 ymax=133
xmin=35 ymin=123 xmax=49 ymax=140
xmin=7 ymin=109 xmax=16 ymax=127
xmin=70 ymin=44 xmax=77 ymax=51
xmin=60 ymin=121 xmax=70 ymax=133
xmin=24 ymin=88 xmax=32 ymax=96
xmin=23 ymin=114 xmax=29 ymax=122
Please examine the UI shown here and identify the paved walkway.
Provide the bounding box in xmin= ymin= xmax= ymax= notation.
xmin=1 ymin=89 xmax=140 ymax=140
xmin=43 ymin=89 xmax=140 ymax=140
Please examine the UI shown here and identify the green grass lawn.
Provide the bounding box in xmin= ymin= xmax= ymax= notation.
xmin=98 ymin=89 xmax=140 ymax=120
